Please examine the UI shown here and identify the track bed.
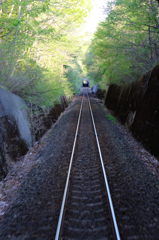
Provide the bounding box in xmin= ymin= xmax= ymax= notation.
xmin=61 ymin=93 xmax=114 ymax=240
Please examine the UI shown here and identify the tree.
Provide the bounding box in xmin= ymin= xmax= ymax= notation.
xmin=0 ymin=0 xmax=92 ymax=106
xmin=85 ymin=0 xmax=159 ymax=86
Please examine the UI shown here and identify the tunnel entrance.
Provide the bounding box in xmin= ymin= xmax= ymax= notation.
xmin=82 ymin=80 xmax=89 ymax=87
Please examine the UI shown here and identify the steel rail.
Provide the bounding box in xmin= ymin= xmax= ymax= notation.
xmin=86 ymin=90 xmax=121 ymax=240
xmin=55 ymin=92 xmax=84 ymax=240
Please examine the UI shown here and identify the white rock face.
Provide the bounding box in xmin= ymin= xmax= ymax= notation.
xmin=0 ymin=88 xmax=32 ymax=147
xmin=0 ymin=88 xmax=68 ymax=180
xmin=92 ymin=84 xmax=99 ymax=93
xmin=0 ymin=88 xmax=32 ymax=179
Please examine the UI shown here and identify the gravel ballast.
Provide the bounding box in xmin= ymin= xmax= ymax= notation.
xmin=91 ymin=97 xmax=159 ymax=240
xmin=0 ymin=94 xmax=158 ymax=240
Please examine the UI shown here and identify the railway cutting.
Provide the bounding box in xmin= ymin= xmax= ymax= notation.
xmin=55 ymin=88 xmax=120 ymax=240
xmin=0 ymin=88 xmax=158 ymax=240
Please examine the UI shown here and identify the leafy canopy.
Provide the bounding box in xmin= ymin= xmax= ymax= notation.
xmin=0 ymin=0 xmax=92 ymax=106
xmin=85 ymin=0 xmax=159 ymax=87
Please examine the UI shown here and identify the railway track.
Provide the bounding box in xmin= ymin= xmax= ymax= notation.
xmin=55 ymin=88 xmax=120 ymax=240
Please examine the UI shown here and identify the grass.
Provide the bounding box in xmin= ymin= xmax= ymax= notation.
xmin=106 ymin=114 xmax=117 ymax=125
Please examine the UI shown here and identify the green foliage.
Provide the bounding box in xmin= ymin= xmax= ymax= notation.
xmin=64 ymin=60 xmax=84 ymax=94
xmin=85 ymin=0 xmax=159 ymax=87
xmin=106 ymin=114 xmax=117 ymax=125
xmin=0 ymin=0 xmax=92 ymax=107
xmin=83 ymin=45 xmax=103 ymax=87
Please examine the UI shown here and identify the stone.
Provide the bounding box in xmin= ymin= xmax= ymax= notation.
xmin=92 ymin=84 xmax=99 ymax=94
xmin=0 ymin=89 xmax=68 ymax=180
xmin=105 ymin=64 xmax=159 ymax=158
xmin=0 ymin=88 xmax=32 ymax=179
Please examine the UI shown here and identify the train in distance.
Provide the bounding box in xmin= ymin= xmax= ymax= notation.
xmin=82 ymin=79 xmax=89 ymax=87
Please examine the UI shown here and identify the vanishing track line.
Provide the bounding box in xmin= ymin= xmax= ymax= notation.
xmin=55 ymin=88 xmax=120 ymax=240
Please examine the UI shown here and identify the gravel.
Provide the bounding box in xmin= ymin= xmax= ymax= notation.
xmin=62 ymin=95 xmax=113 ymax=240
xmin=91 ymin=98 xmax=159 ymax=240
xmin=0 ymin=97 xmax=82 ymax=239
xmin=0 ymin=94 xmax=158 ymax=240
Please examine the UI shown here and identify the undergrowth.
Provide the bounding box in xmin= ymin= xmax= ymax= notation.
xmin=106 ymin=114 xmax=117 ymax=125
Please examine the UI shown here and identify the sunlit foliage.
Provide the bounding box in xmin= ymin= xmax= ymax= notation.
xmin=0 ymin=0 xmax=92 ymax=106
xmin=85 ymin=0 xmax=159 ymax=87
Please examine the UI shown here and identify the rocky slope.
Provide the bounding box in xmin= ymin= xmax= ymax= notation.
xmin=0 ymin=88 xmax=68 ymax=180
xmin=105 ymin=64 xmax=159 ymax=158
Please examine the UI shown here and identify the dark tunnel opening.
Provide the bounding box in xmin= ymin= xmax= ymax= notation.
xmin=82 ymin=80 xmax=89 ymax=88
